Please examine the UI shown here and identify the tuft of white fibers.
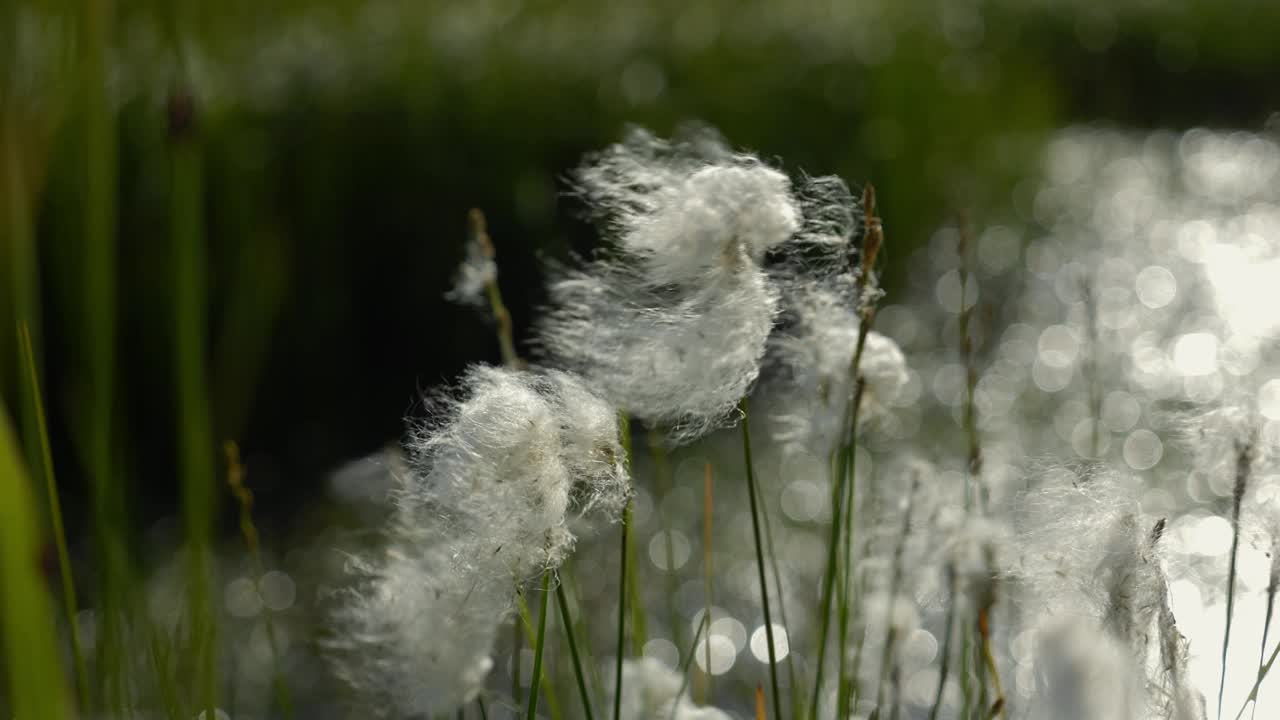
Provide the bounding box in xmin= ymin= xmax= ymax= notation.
xmin=446 ymin=226 xmax=498 ymax=307
xmin=1030 ymin=618 xmax=1145 ymax=720
xmin=538 ymin=128 xmax=802 ymax=441
xmin=611 ymin=656 xmax=733 ymax=720
xmin=763 ymin=285 xmax=908 ymax=455
xmin=1013 ymin=466 xmax=1191 ymax=716
xmin=327 ymin=365 xmax=630 ymax=717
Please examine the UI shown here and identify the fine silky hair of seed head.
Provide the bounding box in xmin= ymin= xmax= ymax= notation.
xmin=1013 ymin=465 xmax=1183 ymax=715
xmin=327 ymin=365 xmax=629 ymax=717
xmin=537 ymin=128 xmax=802 ymax=442
xmin=762 ymin=284 xmax=908 ymax=456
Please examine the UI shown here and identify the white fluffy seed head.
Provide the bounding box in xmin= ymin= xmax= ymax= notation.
xmin=764 ymin=286 xmax=908 ymax=455
xmin=575 ymin=128 xmax=801 ymax=285
xmin=612 ymin=657 xmax=733 ymax=720
xmin=1031 ymin=618 xmax=1144 ymax=720
xmin=542 ymin=265 xmax=780 ymax=441
xmin=538 ymin=129 xmax=803 ymax=442
xmin=328 ymin=365 xmax=628 ymax=717
xmin=446 ymin=234 xmax=498 ymax=307
xmin=1013 ymin=466 xmax=1167 ymax=661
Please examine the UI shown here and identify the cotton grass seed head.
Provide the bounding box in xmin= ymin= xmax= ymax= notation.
xmin=327 ymin=365 xmax=629 ymax=717
xmin=539 ymin=129 xmax=805 ymax=441
xmin=764 ymin=285 xmax=908 ymax=455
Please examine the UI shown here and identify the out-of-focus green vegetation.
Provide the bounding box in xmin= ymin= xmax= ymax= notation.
xmin=2 ymin=0 xmax=1280 ymax=715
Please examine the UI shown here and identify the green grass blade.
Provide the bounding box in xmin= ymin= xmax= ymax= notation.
xmin=614 ymin=412 xmax=633 ymax=720
xmin=0 ymin=406 xmax=72 ymax=719
xmin=19 ymin=323 xmax=89 ymax=709
xmin=739 ymin=397 xmax=783 ymax=720
xmin=516 ymin=589 xmax=563 ymax=720
xmin=1221 ymin=439 xmax=1254 ymax=720
xmin=170 ymin=101 xmax=218 ymax=717
xmin=667 ymin=614 xmax=709 ymax=720
xmin=526 ymin=570 xmax=552 ymax=720
xmin=556 ymin=578 xmax=595 ymax=720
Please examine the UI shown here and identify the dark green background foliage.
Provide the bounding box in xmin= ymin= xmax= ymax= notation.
xmin=5 ymin=0 xmax=1280 ymax=538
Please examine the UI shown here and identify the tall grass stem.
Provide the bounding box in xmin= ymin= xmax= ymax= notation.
xmin=556 ymin=579 xmax=595 ymax=720
xmin=740 ymin=397 xmax=784 ymax=720
xmin=526 ymin=570 xmax=552 ymax=720
xmin=19 ymin=324 xmax=89 ymax=709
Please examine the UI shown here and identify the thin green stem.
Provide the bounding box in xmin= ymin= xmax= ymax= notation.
xmin=526 ymin=571 xmax=552 ymax=720
xmin=81 ymin=0 xmax=126 ymax=709
xmin=809 ymin=400 xmax=854 ymax=719
xmin=740 ymin=397 xmax=783 ymax=720
xmin=701 ymin=462 xmax=715 ymax=705
xmin=1254 ymin=581 xmax=1277 ymax=720
xmin=757 ymin=465 xmax=800 ymax=717
xmin=19 ymin=324 xmax=89 ymax=709
xmin=556 ymin=579 xmax=595 ymax=720
xmin=172 ymin=106 xmax=218 ymax=718
xmin=614 ymin=411 xmax=634 ymax=720
xmin=614 ymin=500 xmax=630 ymax=720
xmin=836 ymin=378 xmax=870 ymax=719
xmin=1221 ymin=439 xmax=1253 ymax=720
xmin=516 ymin=592 xmax=562 ymax=720
xmin=1236 ymin=636 xmax=1280 ymax=720
xmin=927 ymin=568 xmax=958 ymax=720
xmin=669 ymin=616 xmax=709 ymax=720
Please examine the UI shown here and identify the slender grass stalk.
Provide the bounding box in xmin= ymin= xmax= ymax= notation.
xmin=755 ymin=684 xmax=767 ymax=720
xmin=615 ymin=412 xmax=634 ymax=720
xmin=0 ymin=407 xmax=72 ymax=720
xmin=1220 ymin=437 xmax=1255 ymax=720
xmin=756 ymin=463 xmax=800 ymax=717
xmin=626 ymin=510 xmax=647 ymax=652
xmin=526 ymin=570 xmax=553 ymax=720
xmin=740 ymin=397 xmax=784 ymax=720
xmin=224 ymin=442 xmax=294 ymax=718
xmin=469 ymin=209 xmax=523 ymax=369
xmin=926 ymin=567 xmax=958 ymax=720
xmin=701 ymin=462 xmax=715 ymax=705
xmin=556 ymin=579 xmax=595 ymax=720
xmin=170 ymin=89 xmax=218 ymax=717
xmin=668 ymin=614 xmax=709 ymax=720
xmin=960 ymin=624 xmax=975 ymax=720
xmin=565 ymin=570 xmax=607 ymax=704
xmin=809 ymin=426 xmax=851 ymax=718
xmin=835 ymin=395 xmax=862 ymax=719
xmin=978 ymin=608 xmax=1006 ymax=717
xmin=5 ymin=121 xmax=47 ymax=490
xmin=813 ymin=184 xmax=884 ymax=720
xmin=19 ymin=323 xmax=89 ymax=708
xmin=477 ymin=697 xmax=489 ymax=720
xmin=1254 ymin=574 xmax=1278 ymax=720
xmin=80 ymin=0 xmax=127 ymax=710
xmin=516 ymin=591 xmax=563 ymax=720
xmin=614 ymin=498 xmax=632 ymax=720
xmin=1236 ymin=636 xmax=1280 ymax=720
